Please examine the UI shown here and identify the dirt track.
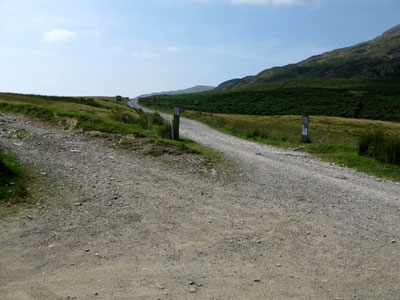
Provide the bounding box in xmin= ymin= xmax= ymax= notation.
xmin=0 ymin=108 xmax=399 ymax=300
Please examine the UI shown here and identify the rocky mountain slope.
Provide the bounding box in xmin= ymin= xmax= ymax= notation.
xmin=218 ymin=24 xmax=400 ymax=89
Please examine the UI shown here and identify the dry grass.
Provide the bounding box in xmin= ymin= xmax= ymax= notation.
xmin=184 ymin=111 xmax=400 ymax=146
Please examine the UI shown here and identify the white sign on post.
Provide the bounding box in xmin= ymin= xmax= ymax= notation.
xmin=302 ymin=115 xmax=309 ymax=143
xmin=302 ymin=125 xmax=308 ymax=136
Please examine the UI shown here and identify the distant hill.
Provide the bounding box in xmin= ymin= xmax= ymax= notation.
xmin=136 ymin=85 xmax=215 ymax=98
xmin=217 ymin=24 xmax=400 ymax=90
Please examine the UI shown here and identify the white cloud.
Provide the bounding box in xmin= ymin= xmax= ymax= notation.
xmin=167 ymin=46 xmax=181 ymax=52
xmin=131 ymin=51 xmax=159 ymax=58
xmin=230 ymin=0 xmax=320 ymax=6
xmin=42 ymin=29 xmax=77 ymax=43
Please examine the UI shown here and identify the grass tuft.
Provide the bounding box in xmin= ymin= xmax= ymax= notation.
xmin=0 ymin=149 xmax=28 ymax=203
xmin=359 ymin=131 xmax=400 ymax=164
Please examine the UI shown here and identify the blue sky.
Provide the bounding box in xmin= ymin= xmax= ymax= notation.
xmin=0 ymin=0 xmax=399 ymax=97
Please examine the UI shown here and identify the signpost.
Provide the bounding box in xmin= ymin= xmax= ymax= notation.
xmin=172 ymin=107 xmax=180 ymax=140
xmin=302 ymin=115 xmax=309 ymax=143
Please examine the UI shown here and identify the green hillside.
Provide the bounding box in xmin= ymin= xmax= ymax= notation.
xmin=139 ymin=78 xmax=400 ymax=122
xmin=217 ymin=24 xmax=400 ymax=90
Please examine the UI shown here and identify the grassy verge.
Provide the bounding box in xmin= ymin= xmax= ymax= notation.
xmin=142 ymin=104 xmax=400 ymax=181
xmin=0 ymin=93 xmax=223 ymax=164
xmin=0 ymin=149 xmax=28 ymax=203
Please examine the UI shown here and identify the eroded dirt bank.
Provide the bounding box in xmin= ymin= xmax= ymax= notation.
xmin=0 ymin=111 xmax=399 ymax=300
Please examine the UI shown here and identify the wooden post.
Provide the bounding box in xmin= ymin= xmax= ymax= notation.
xmin=301 ymin=115 xmax=310 ymax=143
xmin=172 ymin=107 xmax=180 ymax=140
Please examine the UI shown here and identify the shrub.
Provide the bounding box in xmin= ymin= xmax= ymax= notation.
xmin=110 ymin=112 xmax=138 ymax=125
xmin=359 ymin=131 xmax=400 ymax=164
xmin=0 ymin=150 xmax=28 ymax=201
xmin=158 ymin=123 xmax=172 ymax=139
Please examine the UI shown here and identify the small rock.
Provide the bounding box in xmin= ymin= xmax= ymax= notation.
xmin=48 ymin=244 xmax=54 ymax=248
xmin=74 ymin=202 xmax=82 ymax=206
xmin=26 ymin=215 xmax=33 ymax=219
xmin=189 ymin=287 xmax=197 ymax=293
xmin=391 ymin=240 xmax=397 ymax=244
xmin=94 ymin=292 xmax=99 ymax=296
xmin=84 ymin=248 xmax=90 ymax=252
xmin=253 ymin=278 xmax=261 ymax=282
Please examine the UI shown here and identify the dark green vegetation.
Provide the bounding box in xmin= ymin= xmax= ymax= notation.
xmin=217 ymin=24 xmax=400 ymax=89
xmin=0 ymin=149 xmax=27 ymax=203
xmin=140 ymin=77 xmax=400 ymax=122
xmin=359 ymin=131 xmax=400 ymax=164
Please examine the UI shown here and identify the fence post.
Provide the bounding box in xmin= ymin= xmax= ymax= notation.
xmin=302 ymin=115 xmax=310 ymax=143
xmin=172 ymin=107 xmax=180 ymax=140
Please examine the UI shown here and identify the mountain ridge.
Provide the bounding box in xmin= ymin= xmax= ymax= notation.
xmin=217 ymin=24 xmax=400 ymax=90
xmin=136 ymin=85 xmax=215 ymax=99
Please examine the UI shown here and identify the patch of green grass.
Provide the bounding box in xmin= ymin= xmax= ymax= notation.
xmin=0 ymin=149 xmax=28 ymax=203
xmin=306 ymin=144 xmax=400 ymax=182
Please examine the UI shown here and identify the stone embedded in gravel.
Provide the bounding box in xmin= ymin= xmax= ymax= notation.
xmin=391 ymin=240 xmax=397 ymax=244
xmin=84 ymin=248 xmax=90 ymax=252
xmin=253 ymin=278 xmax=261 ymax=282
xmin=26 ymin=215 xmax=33 ymax=219
xmin=189 ymin=287 xmax=197 ymax=293
xmin=74 ymin=202 xmax=82 ymax=206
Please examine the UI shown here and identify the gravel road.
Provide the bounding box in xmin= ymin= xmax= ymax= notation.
xmin=1 ymin=104 xmax=400 ymax=300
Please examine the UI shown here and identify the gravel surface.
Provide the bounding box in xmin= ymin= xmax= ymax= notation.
xmin=1 ymin=106 xmax=400 ymax=300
